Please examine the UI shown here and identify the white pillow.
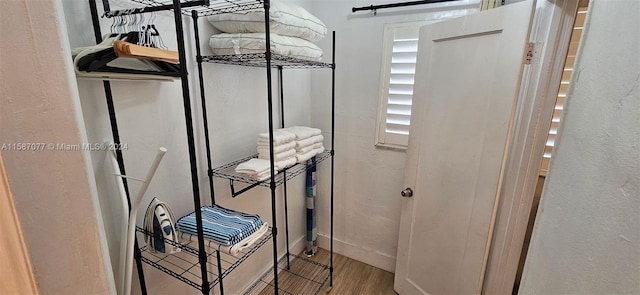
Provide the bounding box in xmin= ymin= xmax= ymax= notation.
xmin=207 ymin=1 xmax=327 ymax=42
xmin=209 ymin=33 xmax=323 ymax=61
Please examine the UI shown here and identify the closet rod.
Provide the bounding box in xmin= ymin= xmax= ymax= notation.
xmin=352 ymin=0 xmax=457 ymax=13
xmin=102 ymin=0 xmax=209 ymax=17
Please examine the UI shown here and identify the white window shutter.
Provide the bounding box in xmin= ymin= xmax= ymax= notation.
xmin=540 ymin=7 xmax=587 ymax=175
xmin=376 ymin=22 xmax=429 ymax=149
xmin=386 ymin=37 xmax=418 ymax=136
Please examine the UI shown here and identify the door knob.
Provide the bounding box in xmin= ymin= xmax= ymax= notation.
xmin=401 ymin=188 xmax=413 ymax=198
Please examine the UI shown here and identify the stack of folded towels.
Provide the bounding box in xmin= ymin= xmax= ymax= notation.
xmin=257 ymin=130 xmax=298 ymax=170
xmin=234 ymin=129 xmax=296 ymax=181
xmin=235 ymin=126 xmax=325 ymax=180
xmin=256 ymin=126 xmax=325 ymax=166
xmin=281 ymin=126 xmax=325 ymax=164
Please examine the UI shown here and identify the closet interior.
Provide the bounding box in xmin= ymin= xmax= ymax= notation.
xmin=80 ymin=0 xmax=336 ymax=294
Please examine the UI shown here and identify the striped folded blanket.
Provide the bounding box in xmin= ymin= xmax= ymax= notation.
xmin=178 ymin=223 xmax=269 ymax=257
xmin=176 ymin=205 xmax=264 ymax=246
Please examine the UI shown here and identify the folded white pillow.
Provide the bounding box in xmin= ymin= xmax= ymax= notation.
xmin=207 ymin=1 xmax=327 ymax=42
xmin=209 ymin=33 xmax=323 ymax=61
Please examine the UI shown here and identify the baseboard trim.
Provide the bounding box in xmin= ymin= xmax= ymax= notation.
xmin=317 ymin=234 xmax=396 ymax=273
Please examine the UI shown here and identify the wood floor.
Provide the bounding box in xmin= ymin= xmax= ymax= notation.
xmin=254 ymin=248 xmax=396 ymax=295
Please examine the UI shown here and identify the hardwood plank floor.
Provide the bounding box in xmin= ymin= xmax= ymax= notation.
xmin=253 ymin=248 xmax=396 ymax=295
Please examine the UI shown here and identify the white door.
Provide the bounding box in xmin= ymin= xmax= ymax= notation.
xmin=394 ymin=1 xmax=535 ymax=294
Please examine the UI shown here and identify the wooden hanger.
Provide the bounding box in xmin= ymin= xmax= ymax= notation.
xmin=113 ymin=40 xmax=179 ymax=64
xmin=75 ymin=32 xmax=181 ymax=77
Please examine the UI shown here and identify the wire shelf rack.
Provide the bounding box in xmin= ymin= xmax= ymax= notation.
xmin=202 ymin=54 xmax=334 ymax=69
xmin=243 ymin=254 xmax=330 ymax=295
xmin=104 ymin=0 xmax=265 ymax=17
xmin=210 ymin=151 xmax=331 ymax=188
xmin=137 ymin=226 xmax=272 ymax=290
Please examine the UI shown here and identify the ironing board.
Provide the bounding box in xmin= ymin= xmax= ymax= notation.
xmin=305 ymin=156 xmax=318 ymax=256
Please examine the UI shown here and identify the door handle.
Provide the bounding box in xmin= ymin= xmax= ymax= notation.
xmin=401 ymin=188 xmax=413 ymax=198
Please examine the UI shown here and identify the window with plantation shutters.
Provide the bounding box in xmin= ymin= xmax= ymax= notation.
xmin=386 ymin=37 xmax=417 ymax=135
xmin=376 ymin=22 xmax=430 ymax=149
xmin=540 ymin=7 xmax=587 ymax=175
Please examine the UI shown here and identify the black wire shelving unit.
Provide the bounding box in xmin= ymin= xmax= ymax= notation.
xmin=86 ymin=1 xmax=335 ymax=294
xmin=129 ymin=0 xmax=265 ymax=16
xmin=136 ymin=226 xmax=273 ymax=290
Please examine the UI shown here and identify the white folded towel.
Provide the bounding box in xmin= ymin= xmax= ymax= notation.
xmin=296 ymin=146 xmax=325 ymax=163
xmin=275 ymin=156 xmax=297 ymax=170
xmin=296 ymin=134 xmax=324 ymax=149
xmin=296 ymin=142 xmax=323 ymax=154
xmin=257 ymin=141 xmax=296 ymax=154
xmin=281 ymin=126 xmax=321 ymax=140
xmin=258 ymin=148 xmax=296 ymax=162
xmin=257 ymin=130 xmax=295 ymax=145
xmin=235 ymin=158 xmax=272 ymax=174
xmin=253 ymin=169 xmax=276 ymax=181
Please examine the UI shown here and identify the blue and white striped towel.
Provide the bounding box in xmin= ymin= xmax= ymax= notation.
xmin=176 ymin=205 xmax=264 ymax=246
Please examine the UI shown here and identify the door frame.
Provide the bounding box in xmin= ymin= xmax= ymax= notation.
xmin=0 ymin=153 xmax=39 ymax=294
xmin=482 ymin=0 xmax=580 ymax=293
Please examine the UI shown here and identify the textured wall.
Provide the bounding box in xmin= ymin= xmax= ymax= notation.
xmin=520 ymin=0 xmax=640 ymax=293
xmin=0 ymin=0 xmax=113 ymax=293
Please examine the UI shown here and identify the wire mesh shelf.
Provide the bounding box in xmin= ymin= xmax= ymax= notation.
xmin=210 ymin=150 xmax=331 ymax=188
xmin=202 ymin=53 xmax=334 ymax=69
xmin=105 ymin=0 xmax=265 ymax=17
xmin=243 ymin=254 xmax=330 ymax=295
xmin=137 ymin=226 xmax=272 ymax=290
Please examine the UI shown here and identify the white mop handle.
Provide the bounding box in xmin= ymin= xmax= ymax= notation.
xmin=124 ymin=147 xmax=167 ymax=295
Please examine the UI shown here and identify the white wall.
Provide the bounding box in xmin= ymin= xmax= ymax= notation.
xmin=307 ymin=0 xmax=480 ymax=272
xmin=520 ymin=0 xmax=640 ymax=293
xmin=61 ymin=1 xmax=312 ymax=294
xmin=0 ymin=0 xmax=113 ymax=293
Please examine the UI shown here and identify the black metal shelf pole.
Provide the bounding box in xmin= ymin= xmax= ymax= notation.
xmin=191 ymin=11 xmax=216 ymax=206
xmin=263 ymin=0 xmax=279 ymax=293
xmin=190 ymin=10 xmax=223 ymax=295
xmin=100 ymin=0 xmax=110 ymax=11
xmin=330 ymin=31 xmax=336 ymax=287
xmin=278 ymin=66 xmax=291 ymax=270
xmin=170 ymin=0 xmax=209 ymax=294
xmin=88 ymin=0 xmax=148 ymax=294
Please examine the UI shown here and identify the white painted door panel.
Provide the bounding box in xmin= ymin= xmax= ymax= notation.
xmin=394 ymin=1 xmax=535 ymax=294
